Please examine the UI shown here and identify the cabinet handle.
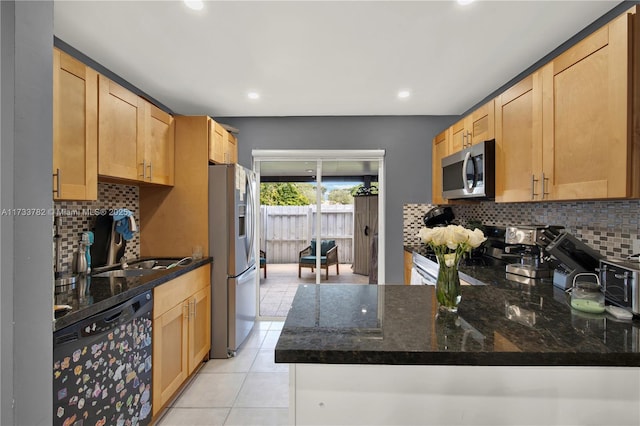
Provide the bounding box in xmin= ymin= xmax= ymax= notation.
xmin=542 ymin=172 xmax=549 ymax=199
xmin=140 ymin=160 xmax=146 ymax=179
xmin=462 ymin=132 xmax=467 ymax=148
xmin=53 ymin=168 xmax=61 ymax=196
xmin=189 ymin=299 xmax=196 ymax=319
xmin=531 ymin=175 xmax=539 ymax=200
xmin=466 ymin=131 xmax=472 ymax=147
xmin=147 ymin=162 xmax=153 ymax=181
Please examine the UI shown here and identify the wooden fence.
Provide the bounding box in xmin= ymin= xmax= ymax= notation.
xmin=259 ymin=205 xmax=354 ymax=264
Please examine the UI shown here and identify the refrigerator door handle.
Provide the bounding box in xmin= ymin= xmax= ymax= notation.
xmin=245 ymin=172 xmax=255 ymax=265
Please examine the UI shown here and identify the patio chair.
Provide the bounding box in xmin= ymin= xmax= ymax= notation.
xmin=298 ymin=239 xmax=339 ymax=280
xmin=259 ymin=249 xmax=267 ymax=278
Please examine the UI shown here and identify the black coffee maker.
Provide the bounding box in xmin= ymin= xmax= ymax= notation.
xmin=423 ymin=206 xmax=454 ymax=227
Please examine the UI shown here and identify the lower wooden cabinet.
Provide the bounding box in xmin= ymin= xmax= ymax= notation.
xmin=404 ymin=250 xmax=412 ymax=285
xmin=153 ymin=264 xmax=211 ymax=417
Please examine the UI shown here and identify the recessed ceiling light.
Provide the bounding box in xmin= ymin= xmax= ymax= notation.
xmin=457 ymin=0 xmax=474 ymax=5
xmin=305 ymin=169 xmax=314 ymax=173
xmin=247 ymin=92 xmax=260 ymax=100
xmin=183 ymin=0 xmax=204 ymax=11
xmin=397 ymin=90 xmax=411 ymax=99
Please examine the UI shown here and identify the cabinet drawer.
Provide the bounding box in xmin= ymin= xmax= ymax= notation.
xmin=154 ymin=265 xmax=210 ymax=317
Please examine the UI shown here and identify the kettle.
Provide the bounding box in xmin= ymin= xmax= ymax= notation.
xmin=569 ymin=273 xmax=605 ymax=314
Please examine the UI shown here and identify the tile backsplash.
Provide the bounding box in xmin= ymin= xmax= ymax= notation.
xmin=404 ymin=200 xmax=640 ymax=259
xmin=54 ymin=183 xmax=140 ymax=273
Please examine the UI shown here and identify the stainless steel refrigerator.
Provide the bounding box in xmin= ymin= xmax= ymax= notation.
xmin=209 ymin=164 xmax=258 ymax=358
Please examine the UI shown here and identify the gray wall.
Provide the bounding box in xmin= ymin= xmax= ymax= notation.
xmin=219 ymin=116 xmax=456 ymax=283
xmin=1 ymin=1 xmax=53 ymax=424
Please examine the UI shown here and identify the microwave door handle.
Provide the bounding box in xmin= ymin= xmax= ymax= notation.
xmin=461 ymin=151 xmax=473 ymax=192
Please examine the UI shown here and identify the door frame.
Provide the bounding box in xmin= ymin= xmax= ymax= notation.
xmin=252 ymin=150 xmax=386 ymax=315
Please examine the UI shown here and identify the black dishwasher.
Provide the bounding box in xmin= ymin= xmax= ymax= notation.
xmin=53 ymin=291 xmax=153 ymax=426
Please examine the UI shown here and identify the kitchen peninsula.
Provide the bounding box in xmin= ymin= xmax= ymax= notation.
xmin=275 ymin=266 xmax=640 ymax=425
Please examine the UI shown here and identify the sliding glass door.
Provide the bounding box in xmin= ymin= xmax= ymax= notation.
xmin=253 ymin=150 xmax=385 ymax=319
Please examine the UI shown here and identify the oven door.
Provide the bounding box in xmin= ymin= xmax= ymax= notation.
xmin=411 ymin=252 xmax=438 ymax=285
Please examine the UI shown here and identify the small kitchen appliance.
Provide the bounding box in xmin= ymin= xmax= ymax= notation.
xmin=569 ymin=273 xmax=605 ymax=314
xmin=544 ymin=231 xmax=604 ymax=290
xmin=504 ymin=225 xmax=563 ymax=279
xmin=422 ymin=206 xmax=454 ymax=227
xmin=599 ymin=258 xmax=640 ymax=315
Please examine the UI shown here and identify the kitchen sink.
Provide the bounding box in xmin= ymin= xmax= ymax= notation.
xmin=92 ymin=268 xmax=159 ymax=278
xmin=128 ymin=257 xmax=194 ymax=269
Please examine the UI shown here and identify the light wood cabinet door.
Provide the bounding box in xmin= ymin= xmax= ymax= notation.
xmin=403 ymin=250 xmax=412 ymax=285
xmin=495 ymin=73 xmax=543 ymax=202
xmin=98 ymin=75 xmax=145 ymax=180
xmin=188 ymin=286 xmax=211 ymax=374
xmin=542 ymin=13 xmax=634 ymax=200
xmin=152 ymin=300 xmax=188 ymax=416
xmin=226 ymin=132 xmax=238 ymax=164
xmin=449 ymin=118 xmax=467 ymax=154
xmin=209 ymin=120 xmax=226 ymax=164
xmin=431 ymin=130 xmax=449 ymax=204
xmin=448 ymin=100 xmax=495 ymax=155
xmin=468 ymin=99 xmax=495 ymax=145
xmin=53 ymin=48 xmax=98 ymax=200
xmin=143 ymin=102 xmax=175 ymax=185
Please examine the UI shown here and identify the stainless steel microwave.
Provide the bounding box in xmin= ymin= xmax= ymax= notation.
xmin=441 ymin=139 xmax=495 ymax=199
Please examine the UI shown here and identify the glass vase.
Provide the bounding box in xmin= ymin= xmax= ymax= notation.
xmin=435 ymin=254 xmax=461 ymax=312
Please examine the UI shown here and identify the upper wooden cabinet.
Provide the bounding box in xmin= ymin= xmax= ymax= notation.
xmin=209 ymin=119 xmax=238 ymax=164
xmin=449 ymin=100 xmax=495 ymax=154
xmin=53 ymin=48 xmax=98 ymax=200
xmin=142 ymin=102 xmax=175 ymax=185
xmin=432 ymin=129 xmax=449 ymax=205
xmin=541 ymin=11 xmax=639 ymax=200
xmin=494 ymin=7 xmax=639 ymax=202
xmin=225 ymin=132 xmax=238 ymax=164
xmin=98 ymin=75 xmax=174 ymax=185
xmin=98 ymin=75 xmax=145 ymax=181
xmin=495 ymin=72 xmax=543 ymax=202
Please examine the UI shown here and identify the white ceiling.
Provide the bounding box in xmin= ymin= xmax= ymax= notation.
xmin=54 ymin=0 xmax=620 ymax=118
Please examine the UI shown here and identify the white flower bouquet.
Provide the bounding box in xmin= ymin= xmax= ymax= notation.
xmin=418 ymin=224 xmax=487 ymax=311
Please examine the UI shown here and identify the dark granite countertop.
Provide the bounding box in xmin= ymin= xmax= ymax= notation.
xmin=275 ymin=246 xmax=640 ymax=367
xmin=53 ymin=257 xmax=212 ymax=332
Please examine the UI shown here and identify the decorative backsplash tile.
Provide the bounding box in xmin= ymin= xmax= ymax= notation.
xmin=54 ymin=183 xmax=140 ymax=273
xmin=404 ymin=200 xmax=640 ymax=259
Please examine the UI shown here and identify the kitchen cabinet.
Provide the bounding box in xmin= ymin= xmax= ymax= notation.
xmin=403 ymin=250 xmax=412 ymax=285
xmin=495 ymin=73 xmax=543 ymax=202
xmin=98 ymin=75 xmax=174 ymax=185
xmin=431 ymin=129 xmax=449 ymax=204
xmin=353 ymin=195 xmax=378 ymax=275
xmin=142 ymin=102 xmax=175 ymax=185
xmin=449 ymin=100 xmax=495 ymax=154
xmin=98 ymin=75 xmax=145 ymax=181
xmin=140 ymin=115 xmax=210 ymax=258
xmin=52 ymin=48 xmax=98 ymax=200
xmin=540 ymin=10 xmax=639 ymax=200
xmin=225 ymin=131 xmax=238 ymax=164
xmin=496 ymin=8 xmax=639 ymax=202
xmin=209 ymin=119 xmax=237 ymax=164
xmin=152 ymin=264 xmax=210 ymax=416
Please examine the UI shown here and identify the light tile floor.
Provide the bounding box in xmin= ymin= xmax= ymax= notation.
xmin=259 ymin=263 xmax=369 ymax=317
xmin=156 ymin=321 xmax=288 ymax=426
